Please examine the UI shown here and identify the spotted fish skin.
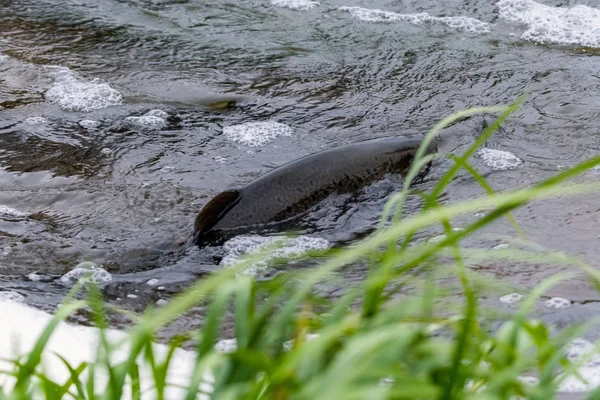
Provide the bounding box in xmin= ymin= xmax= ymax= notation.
xmin=194 ymin=135 xmax=436 ymax=244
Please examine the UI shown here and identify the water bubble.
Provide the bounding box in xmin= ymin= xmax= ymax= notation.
xmin=100 ymin=148 xmax=113 ymax=155
xmin=146 ymin=109 xmax=168 ymax=118
xmin=271 ymin=0 xmax=319 ymax=10
xmin=79 ymin=119 xmax=100 ymax=129
xmin=25 ymin=116 xmax=47 ymax=125
xmin=283 ymin=333 xmax=320 ymax=351
xmin=339 ymin=6 xmax=490 ymax=34
xmin=499 ymin=292 xmax=524 ymax=304
xmin=146 ymin=278 xmax=159 ymax=286
xmin=27 ymin=273 xmax=41 ymax=281
xmin=427 ymin=228 xmax=465 ymax=244
xmin=544 ymin=297 xmax=571 ymax=309
xmin=221 ymin=235 xmax=330 ymax=277
xmin=558 ymin=338 xmax=600 ymax=392
xmin=0 ymin=205 xmax=27 ymax=218
xmin=224 ymin=121 xmax=293 ymax=147
xmin=214 ymin=339 xmax=237 ymax=353
xmin=45 ymin=67 xmax=122 ymax=112
xmin=477 ymin=148 xmax=523 ymax=171
xmin=125 ymin=115 xmax=166 ymax=128
xmin=60 ymin=261 xmax=112 ymax=284
xmin=519 ymin=376 xmax=540 ymax=386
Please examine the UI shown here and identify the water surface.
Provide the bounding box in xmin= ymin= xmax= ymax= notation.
xmin=1 ymin=1 xmax=600 ymax=344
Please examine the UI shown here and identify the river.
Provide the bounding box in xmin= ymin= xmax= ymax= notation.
xmin=2 ymin=0 xmax=600 ymax=388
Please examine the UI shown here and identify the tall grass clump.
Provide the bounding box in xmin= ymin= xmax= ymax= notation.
xmin=4 ymin=96 xmax=600 ymax=400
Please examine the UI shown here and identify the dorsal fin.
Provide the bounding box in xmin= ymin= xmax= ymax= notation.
xmin=194 ymin=190 xmax=241 ymax=234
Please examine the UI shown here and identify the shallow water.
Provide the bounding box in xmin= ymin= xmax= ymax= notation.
xmin=2 ymin=0 xmax=600 ymax=357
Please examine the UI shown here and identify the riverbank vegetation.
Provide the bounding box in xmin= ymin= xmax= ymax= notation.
xmin=4 ymin=97 xmax=600 ymax=399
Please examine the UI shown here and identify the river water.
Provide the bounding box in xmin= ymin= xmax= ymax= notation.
xmin=2 ymin=0 xmax=600 ymax=379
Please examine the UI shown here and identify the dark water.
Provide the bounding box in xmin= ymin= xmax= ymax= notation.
xmin=1 ymin=0 xmax=600 ymax=333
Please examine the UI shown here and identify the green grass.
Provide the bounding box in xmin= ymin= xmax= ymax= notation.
xmin=4 ymin=96 xmax=600 ymax=399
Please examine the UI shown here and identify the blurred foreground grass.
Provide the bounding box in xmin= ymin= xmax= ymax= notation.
xmin=4 ymin=97 xmax=600 ymax=400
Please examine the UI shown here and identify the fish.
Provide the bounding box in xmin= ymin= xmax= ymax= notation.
xmin=194 ymin=135 xmax=437 ymax=245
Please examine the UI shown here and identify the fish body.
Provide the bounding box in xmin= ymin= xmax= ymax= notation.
xmin=194 ymin=135 xmax=436 ymax=244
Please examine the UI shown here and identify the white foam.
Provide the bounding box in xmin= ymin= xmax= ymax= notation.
xmin=283 ymin=333 xmax=320 ymax=351
xmin=477 ymin=148 xmax=522 ymax=171
xmin=25 ymin=116 xmax=47 ymax=125
xmin=519 ymin=376 xmax=540 ymax=386
xmin=499 ymin=292 xmax=524 ymax=304
xmin=223 ymin=121 xmax=293 ymax=147
xmin=565 ymin=338 xmax=600 ymax=365
xmin=101 ymin=148 xmax=113 ymax=155
xmin=125 ymin=114 xmax=166 ymax=128
xmin=0 ymin=291 xmax=25 ymax=303
xmin=0 ymin=205 xmax=27 ymax=217
xmin=497 ymin=0 xmax=600 ymax=48
xmin=428 ymin=227 xmax=465 ymax=244
xmin=220 ymin=235 xmax=330 ymax=276
xmin=27 ymin=272 xmax=42 ymax=281
xmin=339 ymin=6 xmax=490 ymax=34
xmin=558 ymin=338 xmax=600 ymax=392
xmin=213 ymin=156 xmax=228 ymax=164
xmin=0 ymin=300 xmax=209 ymax=400
xmin=60 ymin=261 xmax=112 ymax=284
xmin=79 ymin=119 xmax=101 ymax=129
xmin=146 ymin=109 xmax=168 ymax=118
xmin=215 ymin=334 xmax=320 ymax=353
xmin=272 ymin=0 xmax=318 ymax=10
xmin=45 ymin=67 xmax=122 ymax=112
xmin=544 ymin=297 xmax=571 ymax=309
xmin=214 ymin=339 xmax=238 ymax=353
xmin=124 ymin=109 xmax=168 ymax=128
xmin=1 ymin=247 xmax=11 ymax=257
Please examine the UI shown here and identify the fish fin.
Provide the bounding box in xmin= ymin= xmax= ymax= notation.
xmin=194 ymin=190 xmax=241 ymax=234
